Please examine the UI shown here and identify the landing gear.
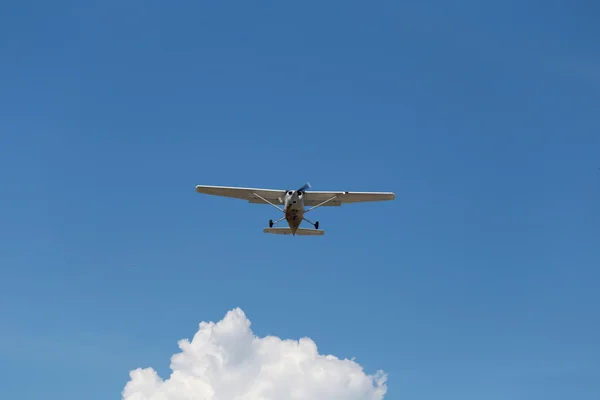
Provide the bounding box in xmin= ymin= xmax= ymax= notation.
xmin=269 ymin=216 xmax=285 ymax=227
xmin=252 ymin=190 xmax=336 ymax=232
xmin=302 ymin=217 xmax=320 ymax=229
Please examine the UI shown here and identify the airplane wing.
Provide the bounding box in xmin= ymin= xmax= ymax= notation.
xmin=195 ymin=185 xmax=395 ymax=207
xmin=303 ymin=191 xmax=395 ymax=207
xmin=195 ymin=185 xmax=284 ymax=204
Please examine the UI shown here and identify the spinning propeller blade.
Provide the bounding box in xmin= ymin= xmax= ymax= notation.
xmin=297 ymin=182 xmax=311 ymax=192
xmin=280 ymin=182 xmax=312 ymax=203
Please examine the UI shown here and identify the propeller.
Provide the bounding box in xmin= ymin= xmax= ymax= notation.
xmin=279 ymin=182 xmax=311 ymax=203
xmin=296 ymin=182 xmax=311 ymax=193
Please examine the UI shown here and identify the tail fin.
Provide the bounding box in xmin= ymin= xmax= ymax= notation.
xmin=263 ymin=227 xmax=324 ymax=236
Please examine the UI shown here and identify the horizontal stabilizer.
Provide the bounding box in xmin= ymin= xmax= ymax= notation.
xmin=263 ymin=227 xmax=324 ymax=236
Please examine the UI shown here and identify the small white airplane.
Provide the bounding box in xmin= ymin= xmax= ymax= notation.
xmin=195 ymin=182 xmax=395 ymax=236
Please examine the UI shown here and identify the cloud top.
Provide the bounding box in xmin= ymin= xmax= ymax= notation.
xmin=122 ymin=308 xmax=387 ymax=400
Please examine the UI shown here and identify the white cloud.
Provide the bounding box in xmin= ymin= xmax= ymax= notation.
xmin=122 ymin=308 xmax=387 ymax=400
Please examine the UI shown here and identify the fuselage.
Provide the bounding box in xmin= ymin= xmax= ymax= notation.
xmin=283 ymin=190 xmax=305 ymax=234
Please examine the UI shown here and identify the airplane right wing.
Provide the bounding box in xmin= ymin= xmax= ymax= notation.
xmin=195 ymin=185 xmax=285 ymax=204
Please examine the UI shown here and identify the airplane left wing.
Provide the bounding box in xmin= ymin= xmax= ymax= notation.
xmin=303 ymin=191 xmax=395 ymax=207
xmin=195 ymin=185 xmax=284 ymax=204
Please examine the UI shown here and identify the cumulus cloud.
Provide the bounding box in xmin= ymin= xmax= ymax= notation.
xmin=122 ymin=308 xmax=387 ymax=400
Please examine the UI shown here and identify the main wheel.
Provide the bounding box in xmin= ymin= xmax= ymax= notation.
xmin=269 ymin=219 xmax=274 ymax=228
xmin=315 ymin=221 xmax=319 ymax=229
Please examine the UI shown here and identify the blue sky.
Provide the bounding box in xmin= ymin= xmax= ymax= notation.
xmin=1 ymin=1 xmax=599 ymax=399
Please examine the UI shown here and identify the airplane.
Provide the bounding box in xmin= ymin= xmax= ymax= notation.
xmin=194 ymin=182 xmax=395 ymax=236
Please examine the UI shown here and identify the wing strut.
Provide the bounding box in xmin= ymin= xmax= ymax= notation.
xmin=252 ymin=192 xmax=284 ymax=213
xmin=304 ymin=195 xmax=338 ymax=213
